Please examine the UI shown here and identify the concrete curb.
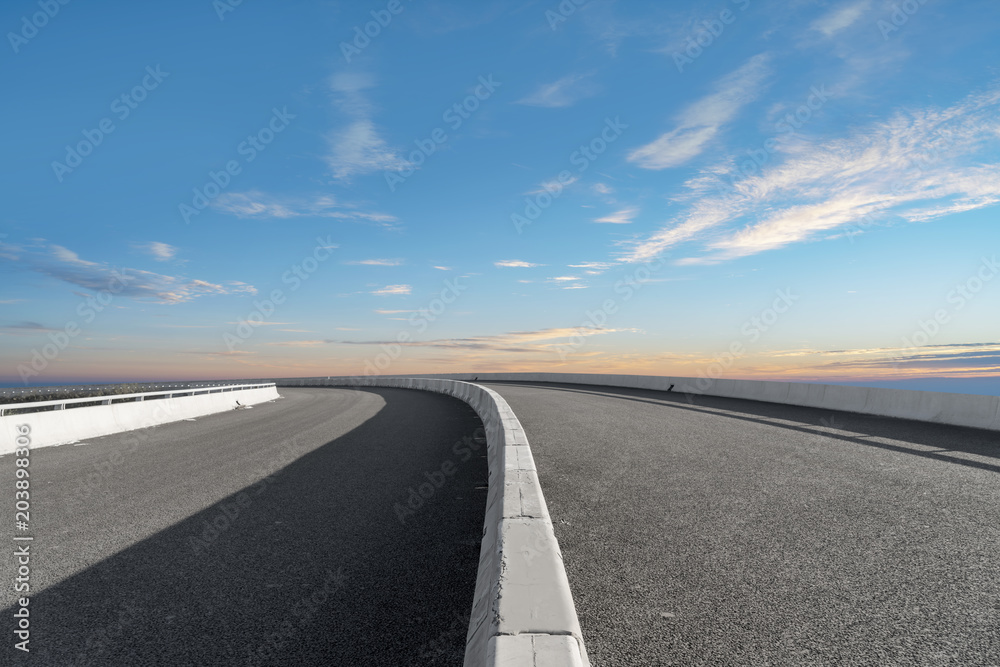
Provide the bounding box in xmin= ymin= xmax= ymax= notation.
xmin=0 ymin=384 xmax=280 ymax=454
xmin=301 ymin=373 xmax=999 ymax=433
xmin=274 ymin=377 xmax=590 ymax=667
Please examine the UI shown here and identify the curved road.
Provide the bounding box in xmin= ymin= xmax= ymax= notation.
xmin=1 ymin=387 xmax=487 ymax=666
xmin=484 ymin=381 xmax=1000 ymax=667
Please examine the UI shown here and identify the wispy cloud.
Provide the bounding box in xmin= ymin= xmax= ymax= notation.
xmin=346 ymin=259 xmax=403 ymax=266
xmin=136 ymin=241 xmax=177 ymax=261
xmin=594 ymin=207 xmax=638 ymax=224
xmin=326 ymin=73 xmax=409 ymax=180
xmin=568 ymin=261 xmax=614 ymax=270
xmin=568 ymin=261 xmax=616 ymax=276
xmin=212 ymin=190 xmax=395 ymax=226
xmin=624 ymin=85 xmax=1000 ymax=264
xmin=810 ymin=0 xmax=870 ymax=36
xmin=628 ymin=54 xmax=771 ymax=169
xmin=21 ymin=245 xmax=257 ymax=304
xmin=495 ymin=260 xmax=543 ymax=268
xmin=0 ymin=321 xmax=58 ymax=334
xmin=516 ymin=73 xmax=599 ymax=108
xmin=526 ymin=175 xmax=578 ymax=195
xmin=266 ymin=340 xmax=331 ymax=347
xmin=372 ymin=284 xmax=411 ymax=295
xmin=335 ymin=327 xmax=632 ymax=353
xmin=785 ymin=342 xmax=1000 ymax=380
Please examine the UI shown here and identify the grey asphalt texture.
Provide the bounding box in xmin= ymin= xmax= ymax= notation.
xmin=483 ymin=382 xmax=1000 ymax=667
xmin=1 ymin=387 xmax=487 ymax=666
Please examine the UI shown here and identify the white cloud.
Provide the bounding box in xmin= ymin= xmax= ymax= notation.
xmin=346 ymin=259 xmax=403 ymax=266
xmin=568 ymin=261 xmax=614 ymax=270
xmin=526 ymin=175 xmax=579 ymax=195
xmin=628 ymin=53 xmax=771 ymax=169
xmin=372 ymin=284 xmax=411 ymax=295
xmin=810 ymin=0 xmax=870 ymax=36
xmin=432 ymin=265 xmax=452 ymax=271
xmin=623 ymin=86 xmax=1000 ymax=264
xmin=327 ymin=119 xmax=410 ymax=179
xmin=336 ymin=327 xmax=630 ymax=353
xmin=594 ymin=207 xmax=638 ymax=224
xmin=516 ymin=73 xmax=599 ymax=108
xmin=23 ymin=245 xmax=256 ymax=304
xmin=212 ymin=191 xmax=395 ymax=226
xmin=137 ymin=241 xmax=177 ymax=261
xmin=325 ymin=74 xmax=409 ymax=180
xmin=495 ymin=260 xmax=543 ymax=268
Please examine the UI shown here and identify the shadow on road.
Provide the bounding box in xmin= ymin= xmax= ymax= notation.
xmin=7 ymin=388 xmax=487 ymax=666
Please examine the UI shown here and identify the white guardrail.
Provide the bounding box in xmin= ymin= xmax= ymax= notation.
xmin=0 ymin=383 xmax=275 ymax=416
xmin=276 ymin=377 xmax=590 ymax=667
xmin=322 ymin=372 xmax=1000 ymax=432
xmin=0 ymin=382 xmax=279 ymax=453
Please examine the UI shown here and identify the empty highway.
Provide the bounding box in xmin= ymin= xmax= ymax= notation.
xmin=1 ymin=387 xmax=487 ymax=666
xmin=484 ymin=381 xmax=1000 ymax=666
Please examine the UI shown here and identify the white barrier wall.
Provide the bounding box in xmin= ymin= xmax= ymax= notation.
xmin=275 ymin=377 xmax=590 ymax=667
xmin=0 ymin=384 xmax=280 ymax=454
xmin=299 ymin=373 xmax=1000 ymax=432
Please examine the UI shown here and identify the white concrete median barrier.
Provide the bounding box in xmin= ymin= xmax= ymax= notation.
xmin=0 ymin=383 xmax=280 ymax=454
xmin=273 ymin=376 xmax=590 ymax=667
xmin=289 ymin=373 xmax=999 ymax=433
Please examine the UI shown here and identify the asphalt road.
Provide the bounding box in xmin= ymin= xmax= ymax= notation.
xmin=483 ymin=382 xmax=1000 ymax=667
xmin=1 ymin=387 xmax=487 ymax=666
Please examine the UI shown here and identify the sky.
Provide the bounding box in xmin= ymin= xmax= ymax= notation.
xmin=1 ymin=0 xmax=999 ymax=392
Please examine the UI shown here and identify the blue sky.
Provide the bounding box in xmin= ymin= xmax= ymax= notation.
xmin=2 ymin=0 xmax=999 ymax=391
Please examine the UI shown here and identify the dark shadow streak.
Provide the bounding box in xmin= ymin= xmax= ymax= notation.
xmin=6 ymin=387 xmax=487 ymax=666
xmin=484 ymin=381 xmax=1000 ymax=475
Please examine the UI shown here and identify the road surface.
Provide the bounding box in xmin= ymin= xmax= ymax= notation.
xmin=1 ymin=386 xmax=487 ymax=666
xmin=484 ymin=381 xmax=1000 ymax=667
